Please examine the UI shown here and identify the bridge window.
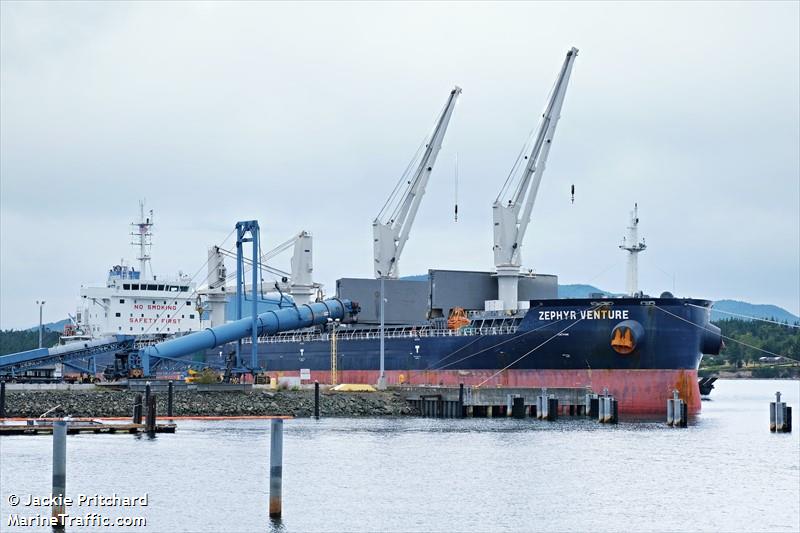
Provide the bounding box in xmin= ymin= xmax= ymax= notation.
xmin=158 ymin=285 xmax=165 ymax=291
xmin=189 ymin=314 xmax=195 ymax=319
xmin=115 ymin=312 xmax=121 ymax=317
xmin=119 ymin=299 xmax=125 ymax=304
xmin=141 ymin=314 xmax=144 ymax=317
xmin=130 ymin=327 xmax=133 ymax=331
xmin=180 ymin=286 xmax=189 ymax=292
xmin=123 ymin=284 xmax=130 ymax=290
xmin=147 ymin=284 xmax=157 ymax=290
xmin=132 ymin=284 xmax=139 ymax=290
xmin=186 ymin=301 xmax=191 ymax=306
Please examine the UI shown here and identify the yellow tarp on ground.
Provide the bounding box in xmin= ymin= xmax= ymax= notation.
xmin=330 ymin=384 xmax=377 ymax=392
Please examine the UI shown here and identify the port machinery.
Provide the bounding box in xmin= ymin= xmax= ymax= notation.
xmin=0 ymin=221 xmax=360 ymax=381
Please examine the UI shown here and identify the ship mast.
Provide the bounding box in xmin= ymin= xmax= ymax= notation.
xmin=130 ymin=200 xmax=154 ymax=279
xmin=493 ymin=48 xmax=578 ymax=310
xmin=619 ymin=203 xmax=646 ymax=296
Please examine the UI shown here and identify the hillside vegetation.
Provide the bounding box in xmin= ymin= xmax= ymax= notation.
xmin=0 ymin=329 xmax=62 ymax=356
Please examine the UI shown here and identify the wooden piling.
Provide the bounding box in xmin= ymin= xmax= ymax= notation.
xmin=667 ymin=397 xmax=675 ymax=427
xmin=269 ymin=419 xmax=283 ymax=518
xmin=314 ymin=381 xmax=320 ymax=420
xmin=547 ymin=398 xmax=558 ymax=422
xmin=458 ymin=384 xmax=465 ymax=418
xmin=167 ymin=381 xmax=174 ymax=417
xmin=133 ymin=394 xmax=143 ymax=424
xmin=512 ymin=397 xmax=526 ymax=419
xmin=145 ymin=394 xmax=157 ymax=434
xmin=51 ymin=419 xmax=67 ymax=529
xmin=0 ymin=381 xmax=6 ymax=418
xmin=589 ymin=397 xmax=599 ymax=419
xmin=770 ymin=401 xmax=777 ymax=432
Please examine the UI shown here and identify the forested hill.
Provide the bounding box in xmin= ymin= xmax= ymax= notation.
xmin=0 ymin=329 xmax=62 ymax=356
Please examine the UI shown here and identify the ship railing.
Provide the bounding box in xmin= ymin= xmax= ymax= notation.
xmin=248 ymin=324 xmax=519 ymax=344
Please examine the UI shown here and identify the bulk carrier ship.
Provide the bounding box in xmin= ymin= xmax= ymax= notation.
xmin=198 ymin=47 xmax=723 ymax=414
xmin=39 ymin=47 xmax=721 ymax=414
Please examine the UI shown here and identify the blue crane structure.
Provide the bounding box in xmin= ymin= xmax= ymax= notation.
xmin=0 ymin=220 xmax=360 ymax=380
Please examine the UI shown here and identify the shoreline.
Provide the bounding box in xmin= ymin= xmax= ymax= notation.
xmin=0 ymin=389 xmax=418 ymax=419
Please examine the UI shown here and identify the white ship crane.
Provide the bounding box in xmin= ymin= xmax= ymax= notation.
xmin=373 ymin=86 xmax=462 ymax=279
xmin=492 ymin=48 xmax=578 ymax=310
xmin=619 ymin=203 xmax=646 ymax=296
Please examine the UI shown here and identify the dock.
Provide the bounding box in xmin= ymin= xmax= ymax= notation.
xmin=400 ymin=386 xmax=591 ymax=418
xmin=0 ymin=419 xmax=176 ymax=436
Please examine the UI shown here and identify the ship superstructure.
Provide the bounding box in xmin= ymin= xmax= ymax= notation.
xmin=68 ymin=202 xmax=201 ymax=340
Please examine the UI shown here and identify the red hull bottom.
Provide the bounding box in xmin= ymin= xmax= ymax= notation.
xmin=295 ymin=369 xmax=701 ymax=415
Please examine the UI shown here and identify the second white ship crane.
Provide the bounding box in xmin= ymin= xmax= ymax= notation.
xmin=373 ymin=86 xmax=462 ymax=279
xmin=204 ymin=230 xmax=319 ymax=326
xmin=492 ymin=47 xmax=578 ymax=310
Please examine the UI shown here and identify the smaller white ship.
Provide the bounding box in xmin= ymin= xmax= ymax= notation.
xmin=64 ymin=202 xmax=202 ymax=342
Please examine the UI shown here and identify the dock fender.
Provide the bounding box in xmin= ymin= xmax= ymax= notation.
xmin=701 ymin=323 xmax=722 ymax=355
xmin=610 ymin=320 xmax=644 ymax=355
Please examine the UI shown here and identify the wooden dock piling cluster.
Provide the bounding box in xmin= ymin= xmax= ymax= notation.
xmin=407 ymin=385 xmax=592 ymax=420
xmin=597 ymin=389 xmax=619 ymax=424
xmin=535 ymin=390 xmax=559 ymax=421
xmin=667 ymin=390 xmax=688 ymax=427
xmin=770 ymin=392 xmax=792 ymax=433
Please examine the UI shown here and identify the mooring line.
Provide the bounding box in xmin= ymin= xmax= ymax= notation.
xmin=655 ymin=305 xmax=799 ymax=363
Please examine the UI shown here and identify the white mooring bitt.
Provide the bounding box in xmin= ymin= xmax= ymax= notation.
xmin=667 ymin=390 xmax=687 ymax=427
xmin=775 ymin=392 xmax=784 ymax=431
xmin=537 ymin=389 xmax=549 ymax=420
xmin=667 ymin=396 xmax=675 ymax=426
xmin=597 ymin=388 xmax=608 ymax=423
xmin=771 ymin=391 xmax=792 ymax=433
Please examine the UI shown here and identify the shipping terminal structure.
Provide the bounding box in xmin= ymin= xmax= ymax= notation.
xmin=0 ymin=47 xmax=723 ymax=414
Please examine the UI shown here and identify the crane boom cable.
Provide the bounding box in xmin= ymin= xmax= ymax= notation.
xmin=377 ymin=94 xmax=450 ymax=224
xmin=496 ymin=70 xmax=562 ymax=205
xmin=388 ymin=94 xmax=454 ymax=227
xmin=376 ymin=134 xmax=428 ymax=223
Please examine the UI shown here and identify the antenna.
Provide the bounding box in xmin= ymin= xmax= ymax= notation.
xmin=619 ymin=203 xmax=647 ymax=295
xmin=130 ymin=200 xmax=154 ymax=279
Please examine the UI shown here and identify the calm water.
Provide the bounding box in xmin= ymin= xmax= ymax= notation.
xmin=1 ymin=379 xmax=798 ymax=533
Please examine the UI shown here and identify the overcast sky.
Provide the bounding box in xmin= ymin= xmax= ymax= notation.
xmin=1 ymin=1 xmax=798 ymax=329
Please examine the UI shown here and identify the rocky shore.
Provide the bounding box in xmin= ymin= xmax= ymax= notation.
xmin=2 ymin=389 xmax=418 ymax=418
